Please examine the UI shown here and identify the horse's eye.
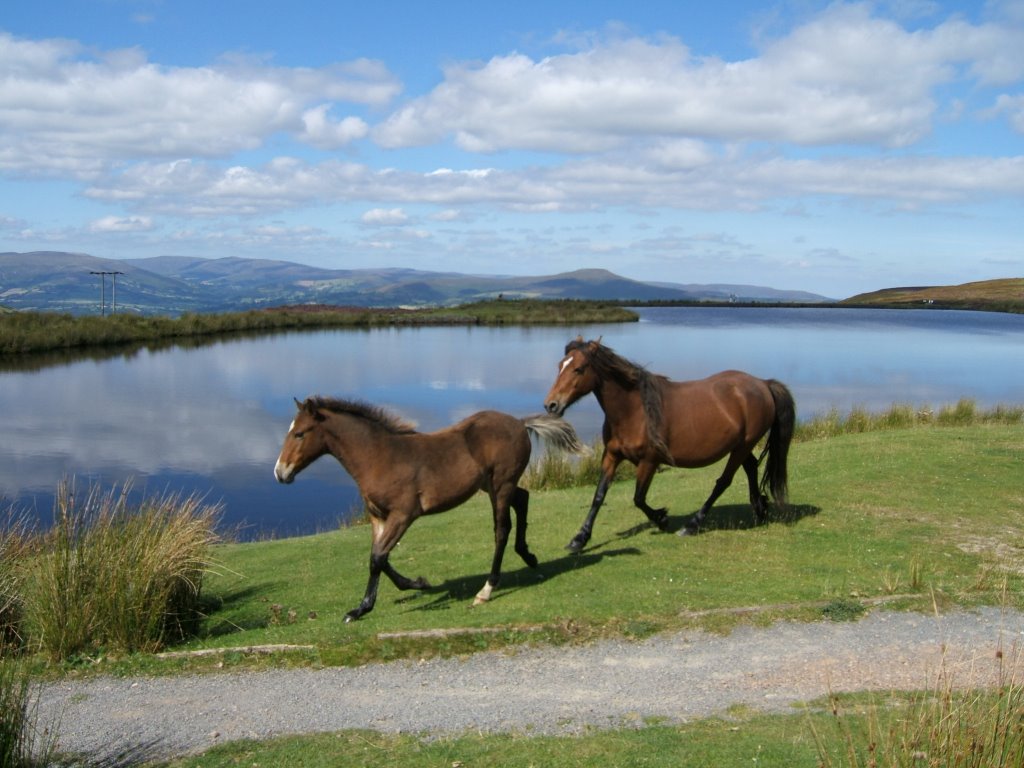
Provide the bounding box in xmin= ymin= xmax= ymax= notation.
xmin=293 ymin=431 xmax=305 ymax=439
xmin=575 ymin=365 xmax=587 ymax=374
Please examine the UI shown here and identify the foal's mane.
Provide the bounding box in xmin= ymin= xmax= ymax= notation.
xmin=567 ymin=339 xmax=672 ymax=462
xmin=305 ymin=396 xmax=417 ymax=434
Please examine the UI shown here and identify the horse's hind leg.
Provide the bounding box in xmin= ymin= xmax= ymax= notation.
xmin=680 ymin=451 xmax=744 ymax=537
xmin=743 ymin=454 xmax=769 ymax=523
xmin=511 ymin=486 xmax=539 ymax=569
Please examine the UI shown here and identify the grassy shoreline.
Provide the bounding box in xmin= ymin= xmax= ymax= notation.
xmin=0 ymin=299 xmax=638 ymax=357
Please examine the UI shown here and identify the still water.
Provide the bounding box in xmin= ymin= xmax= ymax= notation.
xmin=2 ymin=307 xmax=1022 ymax=538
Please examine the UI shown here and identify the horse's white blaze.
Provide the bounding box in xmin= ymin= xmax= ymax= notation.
xmin=473 ymin=581 xmax=494 ymax=606
xmin=559 ymin=356 xmax=573 ymax=374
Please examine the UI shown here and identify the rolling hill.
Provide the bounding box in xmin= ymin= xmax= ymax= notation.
xmin=1 ymin=251 xmax=830 ymax=316
xmin=842 ymin=278 xmax=1024 ymax=313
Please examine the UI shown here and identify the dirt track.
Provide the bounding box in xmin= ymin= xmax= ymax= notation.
xmin=37 ymin=606 xmax=1024 ymax=762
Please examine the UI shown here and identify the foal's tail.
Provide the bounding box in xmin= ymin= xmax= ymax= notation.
xmin=760 ymin=379 xmax=796 ymax=506
xmin=522 ymin=414 xmax=588 ymax=455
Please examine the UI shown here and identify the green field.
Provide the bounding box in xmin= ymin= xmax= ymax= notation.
xmin=151 ymin=418 xmax=1024 ymax=767
xmin=5 ymin=415 xmax=1023 ymax=767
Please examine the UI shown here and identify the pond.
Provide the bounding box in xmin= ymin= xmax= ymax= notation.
xmin=2 ymin=306 xmax=1021 ymax=538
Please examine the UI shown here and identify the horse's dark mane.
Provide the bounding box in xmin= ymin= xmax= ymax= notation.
xmin=306 ymin=396 xmax=417 ymax=434
xmin=566 ymin=339 xmax=672 ymax=462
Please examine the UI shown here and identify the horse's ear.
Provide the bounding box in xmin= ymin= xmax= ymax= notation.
xmin=574 ymin=334 xmax=584 ymax=343
xmin=294 ymin=397 xmax=303 ymax=410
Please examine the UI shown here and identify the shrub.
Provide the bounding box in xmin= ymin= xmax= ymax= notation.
xmin=27 ymin=480 xmax=221 ymax=661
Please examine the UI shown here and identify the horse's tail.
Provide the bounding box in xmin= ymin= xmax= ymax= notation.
xmin=760 ymin=379 xmax=795 ymax=506
xmin=522 ymin=414 xmax=589 ymax=455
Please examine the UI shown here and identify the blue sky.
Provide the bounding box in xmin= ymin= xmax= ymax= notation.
xmin=2 ymin=0 xmax=1022 ymax=298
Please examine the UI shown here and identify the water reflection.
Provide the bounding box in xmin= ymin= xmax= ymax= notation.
xmin=1 ymin=307 xmax=1021 ymax=539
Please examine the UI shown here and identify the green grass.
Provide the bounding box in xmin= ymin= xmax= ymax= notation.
xmin=9 ymin=416 xmax=1024 ymax=766
xmin=0 ymin=300 xmax=637 ymax=356
xmin=160 ymin=681 xmax=1024 ymax=767
xmin=112 ymin=418 xmax=1021 ymax=677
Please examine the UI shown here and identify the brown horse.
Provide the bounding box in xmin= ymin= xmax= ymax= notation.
xmin=274 ymin=396 xmax=585 ymax=621
xmin=544 ymin=338 xmax=795 ymax=552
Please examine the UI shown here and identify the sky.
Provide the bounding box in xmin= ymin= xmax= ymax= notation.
xmin=2 ymin=1 xmax=1023 ymax=299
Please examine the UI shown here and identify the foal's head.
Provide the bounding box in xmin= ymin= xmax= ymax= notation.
xmin=273 ymin=398 xmax=329 ymax=484
xmin=274 ymin=396 xmax=416 ymax=484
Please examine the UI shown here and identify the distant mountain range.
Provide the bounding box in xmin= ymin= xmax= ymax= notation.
xmin=0 ymin=251 xmax=832 ymax=315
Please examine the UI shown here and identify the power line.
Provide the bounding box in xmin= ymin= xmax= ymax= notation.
xmin=89 ymin=271 xmax=124 ymax=316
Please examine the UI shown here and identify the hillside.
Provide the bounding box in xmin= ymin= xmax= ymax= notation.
xmin=842 ymin=278 xmax=1024 ymax=313
xmin=0 ymin=252 xmax=830 ymax=316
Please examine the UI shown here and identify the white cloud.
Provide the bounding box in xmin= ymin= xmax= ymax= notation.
xmin=299 ymin=105 xmax=369 ymax=149
xmin=0 ymin=32 xmax=400 ymax=178
xmin=373 ymin=5 xmax=1024 ymax=152
xmin=88 ymin=215 xmax=154 ymax=233
xmin=361 ymin=207 xmax=409 ymax=225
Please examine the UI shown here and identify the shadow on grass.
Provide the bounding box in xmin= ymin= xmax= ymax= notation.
xmin=607 ymin=502 xmax=822 ymax=540
xmin=197 ymin=583 xmax=285 ymax=637
xmin=403 ymin=546 xmax=644 ymax=612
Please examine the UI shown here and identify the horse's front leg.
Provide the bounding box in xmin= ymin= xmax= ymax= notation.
xmin=567 ymin=451 xmax=621 ymax=553
xmin=633 ymin=460 xmax=670 ymax=531
xmin=346 ymin=514 xmax=425 ymax=622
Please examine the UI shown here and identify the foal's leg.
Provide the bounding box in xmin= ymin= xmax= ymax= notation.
xmin=742 ymin=454 xmax=769 ymax=523
xmin=345 ymin=514 xmax=427 ymax=622
xmin=474 ymin=491 xmax=513 ymax=606
xmin=632 ymin=460 xmax=670 ymax=531
xmin=679 ymin=451 xmax=745 ymax=537
xmin=567 ymin=450 xmax=621 ymax=553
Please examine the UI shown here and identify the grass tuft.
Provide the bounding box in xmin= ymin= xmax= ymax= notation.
xmin=26 ymin=480 xmax=221 ymax=662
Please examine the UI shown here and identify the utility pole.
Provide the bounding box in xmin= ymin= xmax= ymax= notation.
xmin=89 ymin=271 xmax=124 ymax=316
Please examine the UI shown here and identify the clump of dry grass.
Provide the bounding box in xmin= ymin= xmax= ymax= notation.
xmin=26 ymin=479 xmax=221 ymax=662
xmin=811 ymin=642 xmax=1024 ymax=767
xmin=0 ymin=512 xmax=31 ymax=654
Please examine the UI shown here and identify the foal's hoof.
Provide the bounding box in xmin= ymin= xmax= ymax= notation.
xmin=676 ymin=525 xmax=699 ymax=537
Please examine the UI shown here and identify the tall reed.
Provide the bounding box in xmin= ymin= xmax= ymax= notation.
xmin=811 ymin=645 xmax=1024 ymax=766
xmin=0 ymin=512 xmax=30 ymax=654
xmin=0 ymin=659 xmax=54 ymax=768
xmin=28 ymin=480 xmax=221 ymax=661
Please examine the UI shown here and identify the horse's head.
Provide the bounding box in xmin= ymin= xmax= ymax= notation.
xmin=274 ymin=397 xmax=329 ymax=484
xmin=544 ymin=336 xmax=601 ymax=416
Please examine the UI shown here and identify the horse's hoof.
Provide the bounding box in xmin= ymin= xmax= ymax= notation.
xmin=652 ymin=510 xmax=670 ymax=532
xmin=676 ymin=526 xmax=699 ymax=537
xmin=565 ymin=537 xmax=586 ymax=553
xmin=523 ymin=554 xmax=539 ymax=569
xmin=344 ymin=612 xmax=358 ymax=623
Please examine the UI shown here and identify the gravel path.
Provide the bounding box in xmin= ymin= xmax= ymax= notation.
xmin=37 ymin=607 xmax=1024 ymax=762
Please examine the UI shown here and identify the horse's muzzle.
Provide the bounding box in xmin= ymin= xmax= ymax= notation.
xmin=274 ymin=461 xmax=295 ymax=484
xmin=545 ymin=400 xmax=565 ymax=416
